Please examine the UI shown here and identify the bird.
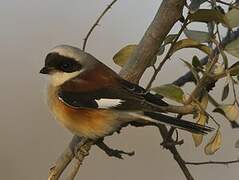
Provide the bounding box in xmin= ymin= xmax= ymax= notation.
xmin=40 ymin=45 xmax=213 ymax=140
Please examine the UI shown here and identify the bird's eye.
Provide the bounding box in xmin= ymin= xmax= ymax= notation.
xmin=60 ymin=62 xmax=74 ymax=72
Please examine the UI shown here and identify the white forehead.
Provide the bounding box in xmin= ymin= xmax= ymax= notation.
xmin=49 ymin=45 xmax=85 ymax=62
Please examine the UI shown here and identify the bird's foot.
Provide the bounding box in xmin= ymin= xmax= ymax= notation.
xmin=96 ymin=139 xmax=135 ymax=159
xmin=104 ymin=148 xmax=135 ymax=159
xmin=74 ymin=138 xmax=92 ymax=160
xmin=160 ymin=139 xmax=184 ymax=149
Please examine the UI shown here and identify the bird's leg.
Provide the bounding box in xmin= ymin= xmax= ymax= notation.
xmin=96 ymin=138 xmax=135 ymax=159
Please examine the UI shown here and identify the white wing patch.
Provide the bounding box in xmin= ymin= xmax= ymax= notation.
xmin=95 ymin=98 xmax=125 ymax=108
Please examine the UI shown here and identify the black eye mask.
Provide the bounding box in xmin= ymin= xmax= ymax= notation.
xmin=45 ymin=53 xmax=82 ymax=73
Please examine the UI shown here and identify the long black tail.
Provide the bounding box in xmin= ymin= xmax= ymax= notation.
xmin=144 ymin=112 xmax=214 ymax=134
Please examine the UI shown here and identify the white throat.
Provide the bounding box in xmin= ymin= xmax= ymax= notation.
xmin=50 ymin=71 xmax=80 ymax=86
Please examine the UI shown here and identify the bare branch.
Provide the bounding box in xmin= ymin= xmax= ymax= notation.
xmin=156 ymin=124 xmax=194 ymax=180
xmin=119 ymin=0 xmax=186 ymax=83
xmin=118 ymin=0 xmax=196 ymax=179
xmin=169 ymin=146 xmax=194 ymax=180
xmin=66 ymin=159 xmax=81 ymax=180
xmin=48 ymin=136 xmax=80 ymax=180
xmin=82 ymin=0 xmax=118 ymax=51
xmin=66 ymin=139 xmax=93 ymax=180
xmin=185 ymin=159 xmax=239 ymax=166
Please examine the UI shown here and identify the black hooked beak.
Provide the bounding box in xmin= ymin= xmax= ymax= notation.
xmin=40 ymin=67 xmax=51 ymax=74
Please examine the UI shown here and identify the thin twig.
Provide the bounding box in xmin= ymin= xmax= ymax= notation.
xmin=156 ymin=124 xmax=193 ymax=180
xmin=230 ymin=76 xmax=239 ymax=106
xmin=146 ymin=19 xmax=189 ymax=90
xmin=208 ymin=94 xmax=220 ymax=107
xmin=82 ymin=0 xmax=118 ymax=51
xmin=184 ymin=38 xmax=221 ymax=104
xmin=185 ymin=159 xmax=239 ymax=165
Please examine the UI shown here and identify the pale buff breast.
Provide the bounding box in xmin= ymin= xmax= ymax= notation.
xmin=47 ymin=85 xmax=121 ymax=139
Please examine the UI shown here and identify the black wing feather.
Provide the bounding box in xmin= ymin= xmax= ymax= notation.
xmin=58 ymin=79 xmax=168 ymax=110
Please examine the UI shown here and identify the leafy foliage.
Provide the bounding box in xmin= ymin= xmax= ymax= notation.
xmin=225 ymin=38 xmax=239 ymax=58
xmin=151 ymin=84 xmax=184 ymax=103
xmin=225 ymin=7 xmax=239 ymax=28
xmin=204 ymin=130 xmax=222 ymax=155
xmin=113 ymin=44 xmax=137 ymax=67
xmin=189 ymin=9 xmax=231 ymax=28
xmin=192 ymin=113 xmax=208 ymax=147
xmin=171 ymin=39 xmax=213 ymax=55
xmin=184 ymin=29 xmax=210 ymax=43
xmin=112 ymin=1 xmax=239 ymax=156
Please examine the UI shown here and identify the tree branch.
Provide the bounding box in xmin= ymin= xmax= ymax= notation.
xmin=48 ymin=136 xmax=81 ymax=180
xmin=173 ymin=28 xmax=239 ymax=87
xmin=146 ymin=18 xmax=189 ymax=90
xmin=119 ymin=0 xmax=186 ymax=83
xmin=66 ymin=139 xmax=93 ymax=180
xmin=185 ymin=159 xmax=239 ymax=166
xmin=119 ymin=1 xmax=196 ymax=179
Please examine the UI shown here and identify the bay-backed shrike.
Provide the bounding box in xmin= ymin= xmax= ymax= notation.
xmin=40 ymin=45 xmax=213 ymax=140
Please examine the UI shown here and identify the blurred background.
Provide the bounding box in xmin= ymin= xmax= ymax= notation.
xmin=1 ymin=0 xmax=239 ymax=179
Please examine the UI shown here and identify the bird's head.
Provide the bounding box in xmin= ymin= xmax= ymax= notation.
xmin=40 ymin=45 xmax=97 ymax=86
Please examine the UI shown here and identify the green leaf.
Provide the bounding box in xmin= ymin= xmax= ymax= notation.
xmin=189 ymin=9 xmax=231 ymax=28
xmin=221 ymin=83 xmax=229 ymax=101
xmin=184 ymin=29 xmax=210 ymax=43
xmin=158 ymin=34 xmax=178 ymax=56
xmin=225 ymin=38 xmax=239 ymax=58
xmin=151 ymin=84 xmax=184 ymax=103
xmin=181 ymin=59 xmax=200 ymax=82
xmin=220 ymin=50 xmax=229 ymax=69
xmin=192 ymin=55 xmax=202 ymax=68
xmin=113 ymin=45 xmax=137 ymax=67
xmin=171 ymin=39 xmax=213 ymax=56
xmin=225 ymin=7 xmax=239 ymax=28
